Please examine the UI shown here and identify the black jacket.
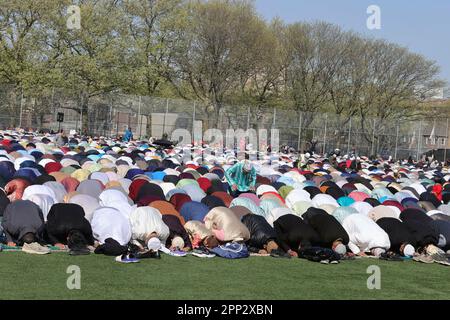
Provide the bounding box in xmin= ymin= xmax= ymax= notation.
xmin=302 ymin=208 xmax=349 ymax=247
xmin=45 ymin=203 xmax=94 ymax=245
xmin=400 ymin=209 xmax=438 ymax=248
xmin=376 ymin=217 xmax=416 ymax=252
xmin=430 ymin=220 xmax=450 ymax=250
xmin=273 ymin=214 xmax=320 ymax=252
xmin=241 ymin=214 xmax=277 ymax=251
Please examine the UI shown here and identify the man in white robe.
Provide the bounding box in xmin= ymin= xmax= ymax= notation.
xmin=342 ymin=214 xmax=391 ymax=256
xmin=129 ymin=207 xmax=170 ymax=248
xmin=91 ymin=207 xmax=132 ymax=246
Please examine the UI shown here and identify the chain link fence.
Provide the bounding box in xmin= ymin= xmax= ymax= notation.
xmin=0 ymin=85 xmax=449 ymax=161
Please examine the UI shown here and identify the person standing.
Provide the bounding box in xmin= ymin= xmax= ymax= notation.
xmin=123 ymin=126 xmax=133 ymax=142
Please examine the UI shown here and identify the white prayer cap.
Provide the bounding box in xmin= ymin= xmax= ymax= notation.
xmin=371 ymin=248 xmax=385 ymax=257
xmin=334 ymin=243 xmax=347 ymax=255
xmin=171 ymin=236 xmax=185 ymax=249
xmin=147 ymin=237 xmax=162 ymax=251
xmin=403 ymin=244 xmax=415 ymax=257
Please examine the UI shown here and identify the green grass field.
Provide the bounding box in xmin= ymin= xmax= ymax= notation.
xmin=1 ymin=252 xmax=449 ymax=300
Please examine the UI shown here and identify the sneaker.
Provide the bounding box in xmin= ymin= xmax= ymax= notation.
xmin=270 ymin=249 xmax=291 ymax=259
xmin=169 ymin=249 xmax=187 ymax=257
xmin=22 ymin=242 xmax=50 ymax=255
xmin=159 ymin=246 xmax=186 ymax=257
xmin=330 ymin=260 xmax=340 ymax=264
xmin=136 ymin=250 xmax=161 ymax=259
xmin=434 ymin=259 xmax=450 ymax=266
xmin=320 ymin=259 xmax=330 ymax=264
xmin=69 ymin=247 xmax=91 ymax=256
xmin=191 ymin=248 xmax=215 ymax=258
xmin=413 ymin=254 xmax=434 ymax=264
xmin=115 ymin=254 xmax=140 ymax=263
xmin=431 ymin=253 xmax=449 ymax=264
xmin=379 ymin=252 xmax=403 ymax=262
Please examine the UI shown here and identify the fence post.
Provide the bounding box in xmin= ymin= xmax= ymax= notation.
xmin=192 ymin=101 xmax=196 ymax=145
xmin=137 ymin=95 xmax=142 ymax=139
xmin=246 ymin=106 xmax=250 ymax=131
xmin=417 ymin=120 xmax=422 ymax=161
xmin=347 ymin=117 xmax=352 ymax=155
xmin=80 ymin=105 xmax=83 ymax=135
xmin=371 ymin=118 xmax=376 ymax=156
xmin=109 ymin=97 xmax=113 ymax=138
xmin=394 ymin=125 xmax=399 ymax=160
xmin=297 ymin=112 xmax=302 ymax=152
xmin=116 ymin=110 xmax=119 ymax=138
xmin=163 ymin=98 xmax=169 ymax=137
xmin=51 ymin=87 xmax=55 ymax=122
xmin=272 ymin=107 xmax=276 ymax=128
xmin=322 ymin=114 xmax=328 ymax=155
xmin=19 ymin=87 xmax=24 ymax=128
xmin=445 ymin=118 xmax=449 ymax=164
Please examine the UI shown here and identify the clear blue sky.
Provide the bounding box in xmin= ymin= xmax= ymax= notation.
xmin=255 ymin=0 xmax=450 ymax=86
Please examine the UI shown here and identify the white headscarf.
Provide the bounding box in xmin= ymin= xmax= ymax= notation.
xmin=350 ymin=201 xmax=373 ymax=216
xmin=22 ymin=185 xmax=57 ymax=202
xmin=285 ymin=189 xmax=311 ymax=209
xmin=98 ymin=189 xmax=133 ymax=219
xmin=69 ymin=194 xmax=100 ymax=222
xmin=26 ymin=193 xmax=55 ymax=221
xmin=311 ymin=194 xmax=338 ymax=208
xmin=43 ymin=181 xmax=67 ymax=203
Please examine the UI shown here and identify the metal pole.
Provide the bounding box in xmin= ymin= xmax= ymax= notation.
xmin=394 ymin=124 xmax=399 ymax=160
xmin=19 ymin=87 xmax=24 ymax=128
xmin=417 ymin=120 xmax=422 ymax=161
xmin=322 ymin=114 xmax=328 ymax=155
xmin=163 ymin=98 xmax=169 ymax=137
xmin=80 ymin=107 xmax=83 ymax=135
xmin=246 ymin=106 xmax=250 ymax=131
xmin=445 ymin=118 xmax=449 ymax=164
xmin=347 ymin=117 xmax=352 ymax=155
xmin=272 ymin=107 xmax=276 ymax=128
xmin=371 ymin=118 xmax=376 ymax=156
xmin=192 ymin=101 xmax=196 ymax=145
xmin=109 ymin=99 xmax=113 ymax=138
xmin=297 ymin=112 xmax=302 ymax=152
xmin=137 ymin=96 xmax=142 ymax=139
xmin=51 ymin=87 xmax=55 ymax=121
xmin=116 ymin=110 xmax=119 ymax=138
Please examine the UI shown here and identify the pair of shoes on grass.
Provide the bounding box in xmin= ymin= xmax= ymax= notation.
xmin=116 ymin=249 xmax=162 ymax=263
xmin=320 ymin=259 xmax=339 ymax=264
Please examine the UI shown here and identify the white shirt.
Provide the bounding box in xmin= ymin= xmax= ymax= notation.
xmin=342 ymin=214 xmax=391 ymax=254
xmin=129 ymin=207 xmax=169 ymax=244
xmin=91 ymin=207 xmax=132 ymax=246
